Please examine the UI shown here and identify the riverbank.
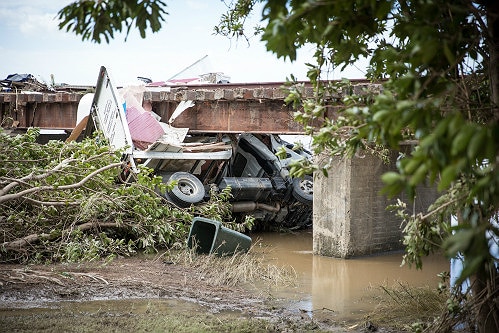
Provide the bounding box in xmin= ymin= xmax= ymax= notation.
xmin=0 ymin=255 xmax=378 ymax=332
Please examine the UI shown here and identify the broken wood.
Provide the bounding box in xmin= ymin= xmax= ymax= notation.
xmin=65 ymin=115 xmax=89 ymax=143
xmin=2 ymin=222 xmax=124 ymax=251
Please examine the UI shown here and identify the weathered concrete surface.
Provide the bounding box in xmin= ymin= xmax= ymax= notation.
xmin=0 ymin=92 xmax=81 ymax=130
xmin=313 ymin=147 xmax=438 ymax=258
xmin=0 ymin=79 xmax=375 ymax=134
xmin=0 ymin=84 xmax=311 ymax=134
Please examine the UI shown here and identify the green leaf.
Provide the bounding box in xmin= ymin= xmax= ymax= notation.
xmin=372 ymin=110 xmax=390 ymax=122
xmin=382 ymin=171 xmax=403 ymax=184
xmin=439 ymin=164 xmax=457 ymax=191
xmin=450 ymin=125 xmax=474 ymax=156
xmin=409 ymin=163 xmax=428 ymax=186
xmin=403 ymin=158 xmax=422 ymax=174
xmin=457 ymin=255 xmax=486 ymax=285
xmin=444 ymin=229 xmax=474 ymax=258
xmin=466 ymin=130 xmax=486 ymax=160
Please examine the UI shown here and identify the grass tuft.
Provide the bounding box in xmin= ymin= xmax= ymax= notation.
xmin=366 ymin=281 xmax=447 ymax=331
xmin=159 ymin=241 xmax=297 ymax=288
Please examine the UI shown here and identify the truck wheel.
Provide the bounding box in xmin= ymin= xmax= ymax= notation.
xmin=292 ymin=175 xmax=313 ymax=206
xmin=167 ymin=172 xmax=205 ymax=207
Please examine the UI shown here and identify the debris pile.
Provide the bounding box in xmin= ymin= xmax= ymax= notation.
xmin=0 ymin=73 xmax=51 ymax=92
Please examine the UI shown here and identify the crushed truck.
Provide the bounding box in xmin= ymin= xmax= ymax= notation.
xmin=75 ymin=66 xmax=313 ymax=230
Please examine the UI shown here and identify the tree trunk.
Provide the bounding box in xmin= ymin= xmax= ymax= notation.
xmin=487 ymin=1 xmax=499 ymax=115
xmin=471 ymin=261 xmax=498 ymax=333
xmin=472 ymin=3 xmax=499 ymax=333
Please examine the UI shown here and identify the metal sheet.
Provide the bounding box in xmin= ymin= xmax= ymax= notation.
xmin=88 ymin=66 xmax=133 ymax=154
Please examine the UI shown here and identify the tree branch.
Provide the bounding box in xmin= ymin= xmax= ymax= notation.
xmin=0 ymin=162 xmax=124 ymax=203
xmin=23 ymin=196 xmax=82 ymax=207
xmin=0 ymin=157 xmax=74 ymax=197
xmin=2 ymin=233 xmax=52 ymax=251
xmin=2 ymin=221 xmax=125 ymax=251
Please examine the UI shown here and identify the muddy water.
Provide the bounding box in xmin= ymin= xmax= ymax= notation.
xmin=252 ymin=230 xmax=449 ymax=321
xmin=0 ymin=229 xmax=450 ymax=329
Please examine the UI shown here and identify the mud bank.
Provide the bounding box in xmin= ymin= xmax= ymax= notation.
xmin=0 ymin=256 xmax=378 ymax=332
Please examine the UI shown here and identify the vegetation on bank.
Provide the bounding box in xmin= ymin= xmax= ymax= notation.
xmin=368 ymin=280 xmax=450 ymax=332
xmin=0 ymin=298 xmax=330 ymax=333
xmin=0 ymin=127 xmax=465 ymax=332
xmin=214 ymin=2 xmax=499 ymax=332
xmin=0 ymin=128 xmax=252 ymax=264
xmin=4 ymin=1 xmax=499 ymax=331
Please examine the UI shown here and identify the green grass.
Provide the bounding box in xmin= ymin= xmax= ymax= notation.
xmin=0 ymin=299 xmax=330 ymax=333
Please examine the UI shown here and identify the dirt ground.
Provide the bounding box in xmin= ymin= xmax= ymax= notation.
xmin=0 ymin=257 xmax=262 ymax=312
xmin=0 ymin=256 xmax=378 ymax=332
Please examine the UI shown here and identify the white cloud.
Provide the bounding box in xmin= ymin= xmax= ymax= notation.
xmin=185 ymin=0 xmax=211 ymax=11
xmin=0 ymin=1 xmax=366 ymax=85
xmin=18 ymin=13 xmax=59 ymax=35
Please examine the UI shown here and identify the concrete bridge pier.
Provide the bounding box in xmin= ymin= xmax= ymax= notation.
xmin=313 ymin=147 xmax=438 ymax=258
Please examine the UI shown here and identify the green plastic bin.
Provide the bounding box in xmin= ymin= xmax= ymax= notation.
xmin=187 ymin=217 xmax=251 ymax=256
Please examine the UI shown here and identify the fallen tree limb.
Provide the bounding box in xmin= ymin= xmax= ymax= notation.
xmin=23 ymin=196 xmax=82 ymax=206
xmin=0 ymin=158 xmax=73 ymax=197
xmin=0 ymin=162 xmax=124 ymax=203
xmin=2 ymin=233 xmax=53 ymax=251
xmin=1 ymin=221 xmax=125 ymax=252
xmin=1 ymin=131 xmax=190 ymax=264
xmin=0 ymin=151 xmax=120 ymax=198
xmin=75 ymin=221 xmax=123 ymax=232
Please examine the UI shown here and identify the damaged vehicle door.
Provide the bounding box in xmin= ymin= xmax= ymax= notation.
xmin=221 ymin=133 xmax=313 ymax=229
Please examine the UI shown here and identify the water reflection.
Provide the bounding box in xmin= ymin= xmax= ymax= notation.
xmin=252 ymin=230 xmax=449 ymax=320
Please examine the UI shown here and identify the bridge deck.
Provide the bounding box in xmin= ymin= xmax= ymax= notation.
xmin=0 ymin=80 xmax=372 ymax=134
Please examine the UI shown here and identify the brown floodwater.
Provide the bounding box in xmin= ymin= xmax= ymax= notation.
xmin=0 ymin=229 xmax=450 ymax=329
xmin=251 ymin=229 xmax=449 ymax=321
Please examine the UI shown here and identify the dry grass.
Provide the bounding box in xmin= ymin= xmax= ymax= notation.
xmin=159 ymin=240 xmax=297 ymax=288
xmin=366 ymin=281 xmax=447 ymax=331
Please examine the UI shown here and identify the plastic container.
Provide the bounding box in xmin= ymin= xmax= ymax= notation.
xmin=187 ymin=217 xmax=251 ymax=256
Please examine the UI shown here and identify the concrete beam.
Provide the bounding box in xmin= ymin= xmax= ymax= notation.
xmin=0 ymin=80 xmax=376 ymax=134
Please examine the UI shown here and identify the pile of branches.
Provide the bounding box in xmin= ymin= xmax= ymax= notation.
xmin=0 ymin=128 xmax=235 ymax=264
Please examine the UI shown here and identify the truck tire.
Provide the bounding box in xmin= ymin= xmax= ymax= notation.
xmin=167 ymin=172 xmax=205 ymax=207
xmin=292 ymin=175 xmax=313 ymax=206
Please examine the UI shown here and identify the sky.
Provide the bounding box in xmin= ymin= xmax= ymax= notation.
xmin=0 ymin=1 xmax=368 ymax=87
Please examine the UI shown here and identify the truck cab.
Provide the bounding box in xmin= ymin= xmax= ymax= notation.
xmin=79 ymin=66 xmax=313 ymax=230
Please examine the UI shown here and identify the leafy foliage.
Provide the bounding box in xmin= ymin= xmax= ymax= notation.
xmin=57 ymin=0 xmax=168 ymax=43
xmin=50 ymin=0 xmax=499 ymax=330
xmin=217 ymin=0 xmax=498 ymax=331
xmin=0 ymin=129 xmax=246 ymax=264
xmin=240 ymin=0 xmax=498 ymax=270
xmin=215 ymin=0 xmax=264 ymax=45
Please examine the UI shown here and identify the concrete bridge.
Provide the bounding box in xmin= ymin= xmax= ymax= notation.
xmin=0 ymin=81 xmax=436 ymax=258
xmin=0 ymin=82 xmax=318 ymax=134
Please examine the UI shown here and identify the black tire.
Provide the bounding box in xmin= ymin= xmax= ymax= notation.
xmin=167 ymin=172 xmax=205 ymax=207
xmin=292 ymin=175 xmax=313 ymax=206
